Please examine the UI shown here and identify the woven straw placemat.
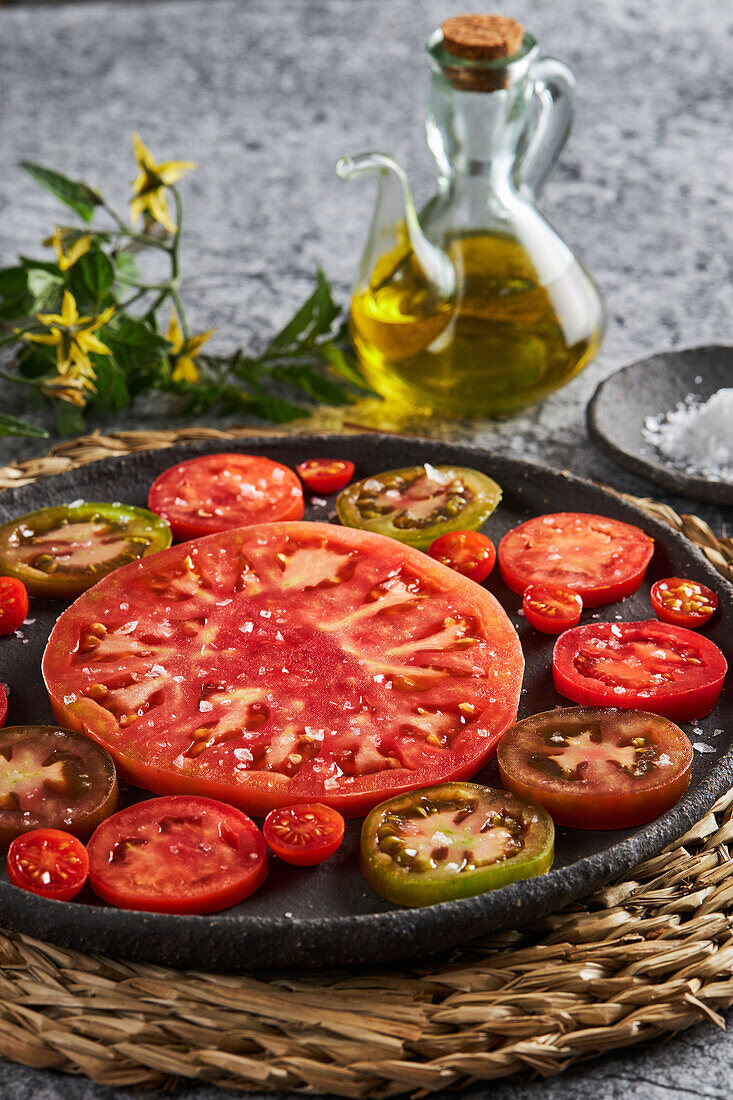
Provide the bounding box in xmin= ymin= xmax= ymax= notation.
xmin=0 ymin=426 xmax=731 ymax=1096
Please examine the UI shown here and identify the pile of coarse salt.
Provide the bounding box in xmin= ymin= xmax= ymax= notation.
xmin=642 ymin=388 xmax=733 ymax=483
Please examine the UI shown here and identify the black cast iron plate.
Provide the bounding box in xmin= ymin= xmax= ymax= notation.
xmin=0 ymin=433 xmax=730 ymax=971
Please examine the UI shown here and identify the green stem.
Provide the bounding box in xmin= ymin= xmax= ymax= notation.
xmin=0 ymin=368 xmax=42 ymax=388
xmin=0 ymin=326 xmax=35 ymax=348
xmin=169 ymin=188 xmax=189 ymax=340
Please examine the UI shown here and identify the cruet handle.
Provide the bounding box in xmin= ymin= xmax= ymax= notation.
xmin=515 ymin=56 xmax=576 ymax=199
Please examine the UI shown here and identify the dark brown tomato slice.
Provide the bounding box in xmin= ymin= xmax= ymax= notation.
xmin=498 ymin=513 xmax=654 ymax=607
xmin=336 ymin=465 xmax=502 ymax=550
xmin=87 ymin=795 xmax=267 ymax=914
xmin=497 ymin=707 xmax=693 ymax=829
xmin=148 ymin=453 xmax=304 ymax=541
xmin=42 ymin=521 xmax=524 ymax=818
xmin=0 ymin=502 xmax=172 ymax=599
xmin=0 ymin=725 xmax=118 ymax=848
xmin=552 ymin=620 xmax=727 ymax=723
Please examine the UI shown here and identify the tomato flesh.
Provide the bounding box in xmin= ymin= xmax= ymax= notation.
xmin=522 ymin=582 xmax=582 ymax=634
xmin=337 ymin=465 xmax=502 ymax=550
xmin=0 ymin=577 xmax=29 ymax=636
xmin=0 ymin=685 xmax=6 ymax=729
xmin=498 ymin=513 xmax=654 ymax=607
xmin=0 ymin=503 xmax=171 ymax=600
xmin=87 ymin=795 xmax=267 ymax=914
xmin=43 ymin=521 xmax=523 ymax=818
xmin=263 ymin=803 xmax=345 ymax=865
xmin=651 ymin=577 xmax=718 ymax=629
xmin=360 ymin=782 xmax=554 ymax=906
xmin=7 ymin=828 xmax=89 ymax=901
xmin=0 ymin=725 xmax=119 ymax=848
xmin=297 ymin=459 xmax=355 ymax=495
xmin=148 ymin=453 xmax=304 ymax=540
xmin=553 ymin=620 xmax=727 ymax=723
xmin=497 ymin=706 xmax=693 ymax=829
xmin=428 ymin=530 xmax=496 ymax=583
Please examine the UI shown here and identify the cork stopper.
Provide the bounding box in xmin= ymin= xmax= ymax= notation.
xmin=441 ymin=14 xmax=525 ymax=61
xmin=436 ymin=14 xmax=526 ymax=91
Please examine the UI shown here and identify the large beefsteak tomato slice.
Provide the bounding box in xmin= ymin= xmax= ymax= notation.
xmin=43 ymin=522 xmax=524 ymax=817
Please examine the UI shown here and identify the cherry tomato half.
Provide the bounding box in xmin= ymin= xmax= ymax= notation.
xmin=650 ymin=577 xmax=719 ymax=629
xmin=428 ymin=530 xmax=496 ymax=583
xmin=0 ymin=577 xmax=28 ymax=636
xmin=263 ymin=803 xmax=345 ymax=866
xmin=553 ymin=620 xmax=727 ymax=723
xmin=296 ymin=459 xmax=355 ymax=495
xmin=497 ymin=707 xmax=693 ymax=829
xmin=522 ymin=582 xmax=582 ymax=634
xmin=7 ymin=828 xmax=89 ymax=901
xmin=87 ymin=795 xmax=268 ymax=914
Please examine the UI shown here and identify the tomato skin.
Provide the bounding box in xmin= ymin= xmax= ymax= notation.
xmin=360 ymin=782 xmax=554 ymax=907
xmin=497 ymin=707 xmax=693 ymax=829
xmin=552 ymin=620 xmax=727 ymax=723
xmin=148 ymin=453 xmax=304 ymax=541
xmin=296 ymin=459 xmax=355 ymax=495
xmin=263 ymin=803 xmax=345 ymax=866
xmin=0 ymin=504 xmax=171 ymax=600
xmin=428 ymin=531 xmax=496 ymax=583
xmin=651 ymin=577 xmax=718 ymax=629
xmin=498 ymin=513 xmax=654 ymax=607
xmin=522 ymin=583 xmax=582 ymax=634
xmin=44 ymin=521 xmax=523 ymax=819
xmin=87 ymin=796 xmax=268 ymax=915
xmin=0 ymin=685 xmax=6 ymax=729
xmin=0 ymin=577 xmax=29 ymax=636
xmin=7 ymin=828 xmax=89 ymax=902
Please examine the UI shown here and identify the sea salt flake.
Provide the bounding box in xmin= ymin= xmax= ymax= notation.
xmin=642 ymin=388 xmax=733 ymax=483
xmin=693 ymin=742 xmax=716 ymax=754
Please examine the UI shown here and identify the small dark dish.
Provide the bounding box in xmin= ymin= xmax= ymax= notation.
xmin=587 ymin=345 xmax=733 ymax=505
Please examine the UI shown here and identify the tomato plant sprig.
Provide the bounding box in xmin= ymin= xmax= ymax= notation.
xmin=0 ymin=137 xmax=371 ymax=437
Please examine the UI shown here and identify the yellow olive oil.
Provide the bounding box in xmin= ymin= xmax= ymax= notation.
xmin=350 ymin=233 xmax=604 ymax=417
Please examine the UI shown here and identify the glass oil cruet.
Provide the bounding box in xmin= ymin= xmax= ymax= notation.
xmin=338 ymin=14 xmax=605 ymax=418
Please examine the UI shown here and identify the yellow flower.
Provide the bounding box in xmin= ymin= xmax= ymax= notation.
xmin=23 ymin=290 xmax=113 ymax=388
xmin=130 ymin=133 xmax=196 ymax=235
xmin=166 ymin=310 xmax=213 ymax=384
xmin=43 ymin=226 xmax=93 ymax=272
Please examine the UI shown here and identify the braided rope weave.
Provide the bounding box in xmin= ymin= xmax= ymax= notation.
xmin=0 ymin=426 xmax=730 ymax=1095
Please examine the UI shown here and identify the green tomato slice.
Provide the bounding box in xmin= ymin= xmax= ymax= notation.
xmin=336 ymin=464 xmax=502 ymax=549
xmin=0 ymin=502 xmax=172 ymax=599
xmin=360 ymin=782 xmax=554 ymax=907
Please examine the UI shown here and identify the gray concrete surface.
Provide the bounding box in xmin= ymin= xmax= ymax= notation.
xmin=0 ymin=0 xmax=731 ymax=1096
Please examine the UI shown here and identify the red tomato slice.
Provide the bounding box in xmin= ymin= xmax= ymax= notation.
xmin=296 ymin=459 xmax=355 ymax=495
xmin=263 ymin=803 xmax=345 ymax=865
xmin=651 ymin=577 xmax=718 ymax=629
xmin=428 ymin=530 xmax=496 ymax=583
xmin=497 ymin=707 xmax=693 ymax=829
xmin=7 ymin=828 xmax=89 ymax=902
xmin=87 ymin=795 xmax=267 ymax=914
xmin=498 ymin=513 xmax=654 ymax=607
xmin=522 ymin=583 xmax=582 ymax=634
xmin=553 ymin=620 xmax=727 ymax=723
xmin=0 ymin=576 xmax=29 ymax=636
xmin=0 ymin=684 xmax=6 ymax=729
xmin=148 ymin=453 xmax=304 ymax=540
xmin=43 ymin=521 xmax=524 ymax=818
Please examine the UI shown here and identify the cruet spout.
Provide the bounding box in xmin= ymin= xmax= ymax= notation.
xmin=337 ymin=154 xmax=456 ymax=363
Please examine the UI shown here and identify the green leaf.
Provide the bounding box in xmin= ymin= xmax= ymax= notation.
xmin=54 ymin=400 xmax=86 ymax=437
xmin=271 ymin=362 xmax=352 ymax=406
xmin=16 ymin=346 xmax=56 ymax=379
xmin=0 ymin=412 xmax=48 ymax=438
xmin=20 ymin=161 xmax=102 ymax=223
xmin=26 ymin=268 xmax=64 ymax=312
xmin=107 ymin=315 xmax=169 ymax=351
xmin=244 ymin=392 xmax=307 ymax=422
xmin=90 ymin=356 xmax=130 ymax=411
xmin=19 ymin=256 xmax=61 ymax=275
xmin=268 ymin=269 xmax=339 ymax=352
xmin=114 ymin=251 xmax=140 ymax=287
xmin=315 ymin=341 xmax=374 ymax=392
xmin=68 ymin=250 xmax=114 ymax=305
xmin=0 ymin=267 xmax=28 ymax=299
